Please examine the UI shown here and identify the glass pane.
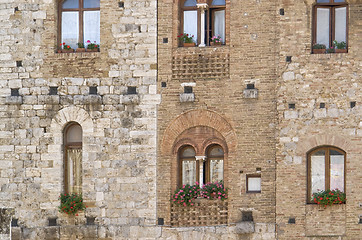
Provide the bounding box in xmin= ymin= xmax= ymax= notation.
xmin=330 ymin=150 xmax=344 ymax=191
xmin=210 ymin=159 xmax=223 ymax=183
xmin=84 ymin=11 xmax=100 ymax=47
xmin=181 ymin=147 xmax=195 ymax=158
xmin=209 ymin=146 xmax=223 ymax=157
xmin=335 ymin=7 xmax=347 ymax=43
xmin=248 ymin=177 xmax=261 ymax=192
xmin=63 ymin=0 xmax=79 ymax=9
xmin=213 ymin=10 xmax=225 ymax=44
xmin=317 ymin=0 xmax=330 ymax=3
xmin=182 ymin=160 xmax=196 ymax=185
xmin=61 ymin=12 xmax=79 ymax=49
xmin=67 ymin=148 xmax=82 ymax=193
xmin=66 ymin=124 xmax=82 ymax=143
xmin=311 ymin=150 xmax=326 ymax=195
xmin=316 ymin=8 xmax=330 ymax=48
xmin=84 ymin=0 xmax=100 ymax=8
xmin=334 ymin=0 xmax=345 ymax=2
xmin=212 ymin=0 xmax=225 ymax=5
xmin=184 ymin=0 xmax=197 ymax=7
xmin=183 ymin=10 xmax=198 ymax=43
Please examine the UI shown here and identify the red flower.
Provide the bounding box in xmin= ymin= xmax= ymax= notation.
xmin=63 ymin=42 xmax=65 ymax=45
xmin=67 ymin=46 xmax=70 ymax=49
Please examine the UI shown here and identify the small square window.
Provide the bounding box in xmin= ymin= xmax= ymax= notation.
xmin=127 ymin=86 xmax=137 ymax=95
xmin=246 ymin=174 xmax=261 ymax=193
xmin=16 ymin=61 xmax=22 ymax=67
xmin=184 ymin=86 xmax=193 ymax=93
xmin=49 ymin=87 xmax=58 ymax=95
xmin=350 ymin=101 xmax=356 ymax=108
xmin=89 ymin=86 xmax=98 ymax=95
xmin=320 ymin=103 xmax=325 ymax=108
xmin=288 ymin=103 xmax=295 ymax=109
xmin=11 ymin=88 xmax=20 ymax=96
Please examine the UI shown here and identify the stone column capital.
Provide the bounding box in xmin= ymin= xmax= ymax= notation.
xmin=195 ymin=155 xmax=206 ymax=161
xmin=197 ymin=3 xmax=208 ymax=12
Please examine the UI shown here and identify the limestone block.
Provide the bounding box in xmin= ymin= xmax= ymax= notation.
xmin=243 ymin=89 xmax=258 ymax=99
xmin=284 ymin=110 xmax=298 ymax=119
xmin=179 ymin=93 xmax=194 ymax=102
xmin=121 ymin=95 xmax=140 ymax=105
xmin=235 ymin=222 xmax=255 ymax=234
xmin=282 ymin=71 xmax=295 ymax=81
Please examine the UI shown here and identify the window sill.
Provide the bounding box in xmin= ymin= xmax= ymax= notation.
xmin=54 ymin=51 xmax=101 ymax=59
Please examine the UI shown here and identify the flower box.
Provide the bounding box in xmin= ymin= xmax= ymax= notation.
xmin=62 ymin=49 xmax=74 ymax=53
xmin=335 ymin=49 xmax=347 ymax=53
xmin=210 ymin=42 xmax=222 ymax=46
xmin=86 ymin=48 xmax=99 ymax=52
xmin=312 ymin=49 xmax=325 ymax=54
xmin=76 ymin=48 xmax=86 ymax=52
xmin=183 ymin=42 xmax=196 ymax=47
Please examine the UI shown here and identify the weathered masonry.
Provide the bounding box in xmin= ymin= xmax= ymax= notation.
xmin=0 ymin=0 xmax=361 ymax=240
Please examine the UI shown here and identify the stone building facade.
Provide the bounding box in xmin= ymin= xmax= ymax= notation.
xmin=0 ymin=0 xmax=360 ymax=240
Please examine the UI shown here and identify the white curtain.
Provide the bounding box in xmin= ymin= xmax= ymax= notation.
xmin=210 ymin=159 xmax=223 ymax=183
xmin=183 ymin=11 xmax=198 ymax=43
xmin=335 ymin=7 xmax=347 ymax=43
xmin=84 ymin=11 xmax=101 ymax=47
xmin=62 ymin=12 xmax=79 ymax=49
xmin=248 ymin=177 xmax=261 ymax=192
xmin=67 ymin=149 xmax=82 ymax=193
xmin=316 ymin=8 xmax=330 ymax=48
xmin=311 ymin=155 xmax=325 ymax=195
xmin=330 ymin=154 xmax=344 ymax=191
xmin=214 ymin=10 xmax=225 ymax=43
xmin=182 ymin=160 xmax=196 ymax=185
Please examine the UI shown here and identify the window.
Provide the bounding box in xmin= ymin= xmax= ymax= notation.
xmin=181 ymin=0 xmax=226 ymax=46
xmin=246 ymin=174 xmax=261 ymax=193
xmin=64 ymin=123 xmax=82 ymax=193
xmin=178 ymin=144 xmax=224 ymax=186
xmin=313 ymin=0 xmax=348 ymax=49
xmin=59 ymin=0 xmax=100 ymax=49
xmin=307 ymin=146 xmax=345 ymax=202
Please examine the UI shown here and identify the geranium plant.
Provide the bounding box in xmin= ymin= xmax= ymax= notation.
xmin=77 ymin=42 xmax=85 ymax=48
xmin=211 ymin=35 xmax=222 ymax=44
xmin=333 ymin=40 xmax=346 ymax=49
xmin=61 ymin=42 xmax=72 ymax=50
xmin=200 ymin=181 xmax=228 ymax=200
xmin=171 ymin=181 xmax=228 ymax=206
xmin=86 ymin=40 xmax=100 ymax=50
xmin=312 ymin=189 xmax=346 ymax=207
xmin=177 ymin=33 xmax=194 ymax=43
xmin=312 ymin=43 xmax=326 ymax=49
xmin=59 ymin=193 xmax=86 ymax=215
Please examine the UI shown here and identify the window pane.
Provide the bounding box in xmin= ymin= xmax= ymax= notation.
xmin=330 ymin=150 xmax=344 ymax=191
xmin=184 ymin=0 xmax=197 ymax=7
xmin=66 ymin=124 xmax=82 ymax=143
xmin=181 ymin=147 xmax=195 ymax=158
xmin=84 ymin=0 xmax=100 ymax=8
xmin=182 ymin=160 xmax=196 ymax=185
xmin=62 ymin=12 xmax=79 ymax=49
xmin=209 ymin=146 xmax=223 ymax=157
xmin=213 ymin=10 xmax=225 ymax=44
xmin=311 ymin=150 xmax=326 ymax=194
xmin=317 ymin=0 xmax=330 ymax=3
xmin=63 ymin=0 xmax=79 ymax=9
xmin=84 ymin=11 xmax=100 ymax=47
xmin=248 ymin=177 xmax=261 ymax=192
xmin=334 ymin=0 xmax=345 ymax=2
xmin=183 ymin=10 xmax=198 ymax=43
xmin=316 ymin=8 xmax=330 ymax=48
xmin=335 ymin=7 xmax=347 ymax=43
xmin=212 ymin=0 xmax=225 ymax=5
xmin=210 ymin=159 xmax=223 ymax=183
xmin=67 ymin=148 xmax=82 ymax=193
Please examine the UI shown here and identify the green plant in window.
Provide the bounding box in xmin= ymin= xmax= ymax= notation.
xmin=326 ymin=47 xmax=335 ymax=53
xmin=200 ymin=181 xmax=228 ymax=200
xmin=86 ymin=40 xmax=100 ymax=50
xmin=171 ymin=183 xmax=201 ymax=206
xmin=312 ymin=189 xmax=346 ymax=207
xmin=59 ymin=193 xmax=86 ymax=215
xmin=177 ymin=33 xmax=194 ymax=43
xmin=312 ymin=43 xmax=326 ymax=49
xmin=333 ymin=40 xmax=346 ymax=49
xmin=77 ymin=42 xmax=85 ymax=48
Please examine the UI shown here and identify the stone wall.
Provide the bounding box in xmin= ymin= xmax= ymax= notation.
xmin=0 ymin=0 xmax=159 ymax=239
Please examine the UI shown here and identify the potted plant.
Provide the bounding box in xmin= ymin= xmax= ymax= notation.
xmin=333 ymin=40 xmax=347 ymax=53
xmin=86 ymin=40 xmax=100 ymax=52
xmin=177 ymin=33 xmax=195 ymax=47
xmin=326 ymin=47 xmax=335 ymax=53
xmin=61 ymin=43 xmax=74 ymax=53
xmin=312 ymin=43 xmax=326 ymax=54
xmin=171 ymin=183 xmax=201 ymax=206
xmin=312 ymin=189 xmax=346 ymax=207
xmin=59 ymin=193 xmax=87 ymax=215
xmin=76 ymin=42 xmax=86 ymax=52
xmin=210 ymin=35 xmax=222 ymax=46
xmin=200 ymin=181 xmax=228 ymax=200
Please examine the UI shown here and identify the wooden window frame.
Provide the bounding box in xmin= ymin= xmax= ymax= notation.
xmin=307 ymin=146 xmax=346 ymax=203
xmin=64 ymin=122 xmax=82 ymax=193
xmin=246 ymin=174 xmax=261 ymax=193
xmin=205 ymin=144 xmax=224 ymax=184
xmin=179 ymin=0 xmax=226 ymax=46
xmin=312 ymin=0 xmax=348 ymax=49
xmin=57 ymin=0 xmax=100 ymax=47
xmin=178 ymin=145 xmax=198 ymax=187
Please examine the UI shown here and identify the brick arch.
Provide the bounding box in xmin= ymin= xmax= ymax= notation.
xmin=161 ymin=109 xmax=236 ymax=155
xmin=296 ymin=133 xmax=352 ymax=155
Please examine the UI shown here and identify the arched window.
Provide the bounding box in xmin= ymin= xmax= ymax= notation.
xmin=206 ymin=145 xmax=224 ymax=183
xmin=180 ymin=0 xmax=226 ymax=46
xmin=64 ymin=123 xmax=82 ymax=193
xmin=313 ymin=0 xmax=348 ymax=49
xmin=179 ymin=146 xmax=197 ymax=186
xmin=59 ymin=0 xmax=100 ymax=49
xmin=307 ymin=146 xmax=346 ymax=202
